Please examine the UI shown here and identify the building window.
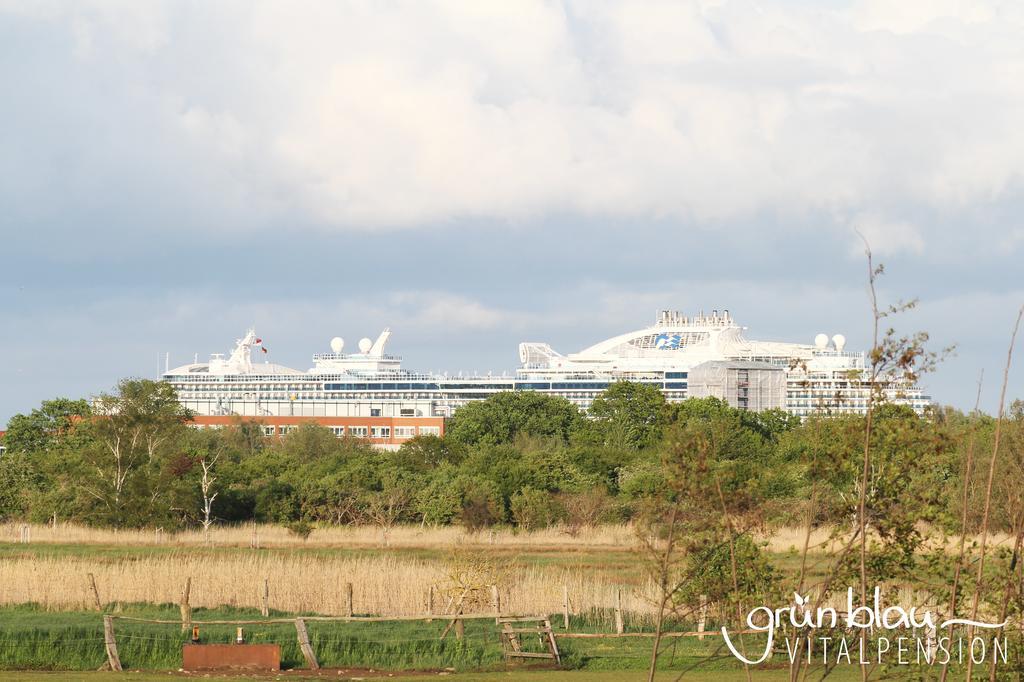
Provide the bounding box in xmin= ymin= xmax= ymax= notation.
xmin=349 ymin=426 xmax=368 ymax=438
xmin=419 ymin=426 xmax=440 ymax=436
xmin=370 ymin=408 xmax=382 ymax=417
xmin=371 ymin=426 xmax=391 ymax=439
xmin=400 ymin=408 xmax=416 ymax=417
xmin=330 ymin=426 xmax=346 ymax=438
xmin=263 ymin=426 xmax=276 ymax=437
xmin=395 ymin=426 xmax=416 ymax=439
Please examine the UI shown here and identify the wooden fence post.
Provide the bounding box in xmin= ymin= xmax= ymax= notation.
xmin=261 ymin=578 xmax=270 ymax=617
xmin=345 ymin=582 xmax=353 ymax=617
xmin=426 ymin=585 xmax=434 ymax=622
xmin=614 ymin=588 xmax=624 ymax=634
xmin=697 ymin=594 xmax=708 ymax=641
xmin=250 ymin=521 xmax=259 ymax=550
xmin=439 ymin=589 xmax=468 ymax=641
xmin=491 ymin=585 xmax=501 ymax=622
xmin=103 ymin=615 xmax=123 ymax=671
xmin=88 ymin=573 xmax=103 ymax=611
xmin=180 ymin=577 xmax=192 ymax=632
xmin=294 ymin=618 xmax=320 ymax=670
xmin=562 ymin=585 xmax=570 ymax=630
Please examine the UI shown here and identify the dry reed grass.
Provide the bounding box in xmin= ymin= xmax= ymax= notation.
xmin=1 ymin=523 xmax=1008 ymax=618
xmin=0 ymin=522 xmax=652 ymax=618
xmin=8 ymin=522 xmax=1008 ymax=554
xmin=755 ymin=525 xmax=1015 ymax=556
xmin=1 ymin=522 xmax=638 ymax=551
xmin=0 ymin=551 xmax=658 ymax=618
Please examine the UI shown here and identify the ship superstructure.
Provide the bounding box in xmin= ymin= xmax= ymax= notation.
xmin=163 ymin=309 xmax=930 ymax=444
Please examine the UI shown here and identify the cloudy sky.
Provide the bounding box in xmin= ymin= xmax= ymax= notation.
xmin=2 ymin=0 xmax=1023 ymax=423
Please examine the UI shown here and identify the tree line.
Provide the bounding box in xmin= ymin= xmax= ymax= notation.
xmin=0 ymin=378 xmax=1020 ymax=541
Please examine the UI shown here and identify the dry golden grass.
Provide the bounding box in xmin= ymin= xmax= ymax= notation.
xmin=756 ymin=526 xmax=837 ymax=554
xmin=0 ymin=551 xmax=657 ymax=618
xmin=1 ymin=522 xmax=1013 ymax=618
xmin=755 ymin=525 xmax=1016 ymax=556
xmin=9 ymin=521 xmax=1009 ymax=555
xmin=1 ymin=521 xmax=638 ymax=551
xmin=0 ymin=522 xmax=652 ymax=618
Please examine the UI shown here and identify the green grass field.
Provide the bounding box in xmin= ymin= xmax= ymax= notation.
xmin=0 ymin=603 xmax=941 ymax=680
xmin=0 ymin=602 xmax=805 ymax=676
xmin=0 ymin=539 xmax=979 ymax=679
xmin=0 ymin=671 xmax=867 ymax=681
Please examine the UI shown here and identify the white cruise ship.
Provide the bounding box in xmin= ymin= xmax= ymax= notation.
xmin=163 ymin=310 xmax=930 ymax=431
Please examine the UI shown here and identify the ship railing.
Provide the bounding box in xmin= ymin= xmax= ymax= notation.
xmin=313 ymin=371 xmax=514 ymax=381
xmin=312 ymin=353 xmax=403 ymax=361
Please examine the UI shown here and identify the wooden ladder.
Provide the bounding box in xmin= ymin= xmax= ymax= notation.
xmin=498 ymin=616 xmax=560 ymax=665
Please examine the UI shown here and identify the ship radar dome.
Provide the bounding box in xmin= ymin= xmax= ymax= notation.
xmin=358 ymin=337 xmax=372 ymax=353
xmin=832 ymin=334 xmax=847 ymax=352
xmin=330 ymin=337 xmax=344 ymax=353
xmin=814 ymin=333 xmax=829 ymax=349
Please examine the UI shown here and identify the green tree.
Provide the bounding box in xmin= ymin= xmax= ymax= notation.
xmin=276 ymin=421 xmax=348 ymax=460
xmin=363 ymin=471 xmax=418 ymax=545
xmin=456 ymin=474 xmax=505 ymax=530
xmin=394 ymin=434 xmax=462 ymax=472
xmin=416 ymin=464 xmax=464 ymax=525
xmin=0 ymin=452 xmax=38 ymax=520
xmin=445 ymin=392 xmax=584 ymax=446
xmin=80 ymin=379 xmax=192 ymax=526
xmin=740 ymin=408 xmax=800 ymax=443
xmin=638 ymin=412 xmax=777 ymax=677
xmin=679 ymin=535 xmax=778 ymax=608
xmin=510 ymin=487 xmax=561 ymax=530
xmin=182 ymin=428 xmax=228 ymax=532
xmin=221 ymin=417 xmax=268 ymax=458
xmin=616 ymin=457 xmax=668 ymax=501
xmin=588 ymin=381 xmax=667 ymax=449
xmin=3 ymin=398 xmax=91 ymax=454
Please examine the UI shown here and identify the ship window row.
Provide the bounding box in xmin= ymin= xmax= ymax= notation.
xmin=182 ymin=377 xmax=692 ymax=394
xmin=184 ymin=384 xmax=694 ymax=402
xmin=173 ymin=378 xmax=319 ymax=387
xmin=177 ymin=386 xmax=321 ymax=394
xmin=327 ymin=393 xmax=439 ymax=401
xmin=323 ymin=382 xmax=519 ymax=391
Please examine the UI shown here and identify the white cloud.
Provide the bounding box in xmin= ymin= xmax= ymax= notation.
xmin=255 ymin=0 xmax=1024 ymax=229
xmin=850 ymin=213 xmax=925 ymax=256
xmin=4 ymin=0 xmax=1024 ymax=244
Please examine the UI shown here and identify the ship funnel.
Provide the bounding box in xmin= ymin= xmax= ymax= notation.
xmin=369 ymin=328 xmax=392 ymax=357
